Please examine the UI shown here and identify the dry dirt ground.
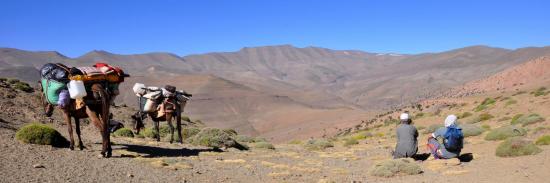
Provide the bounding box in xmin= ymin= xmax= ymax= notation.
xmin=1 ymin=81 xmax=550 ymax=182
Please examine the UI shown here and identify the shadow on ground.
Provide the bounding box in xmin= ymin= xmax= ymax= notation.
xmin=458 ymin=153 xmax=474 ymax=162
xmin=116 ymin=143 xmax=223 ymax=158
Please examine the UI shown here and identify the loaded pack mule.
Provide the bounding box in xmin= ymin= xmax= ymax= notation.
xmin=39 ymin=63 xmax=129 ymax=158
xmin=131 ymin=83 xmax=192 ymax=144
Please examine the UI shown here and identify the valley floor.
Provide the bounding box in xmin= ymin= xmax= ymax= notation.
xmin=1 ymin=123 xmax=549 ymax=183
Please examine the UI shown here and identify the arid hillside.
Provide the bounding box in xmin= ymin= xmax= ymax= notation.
xmin=2 ymin=45 xmax=550 ymax=141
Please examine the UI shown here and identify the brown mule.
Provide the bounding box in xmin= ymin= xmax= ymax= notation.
xmin=133 ymin=98 xmax=189 ymax=144
xmin=42 ymin=83 xmax=114 ymax=158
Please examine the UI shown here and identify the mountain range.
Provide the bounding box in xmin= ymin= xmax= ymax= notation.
xmin=1 ymin=45 xmax=549 ymax=141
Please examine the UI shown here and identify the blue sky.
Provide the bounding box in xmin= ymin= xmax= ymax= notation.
xmin=1 ymin=0 xmax=549 ymax=57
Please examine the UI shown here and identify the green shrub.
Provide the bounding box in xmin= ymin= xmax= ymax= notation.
xmin=158 ymin=125 xmax=171 ymax=137
xmin=135 ymin=133 xmax=145 ymax=138
xmin=254 ymin=137 xmax=268 ymax=143
xmin=182 ymin=128 xmax=200 ymax=139
xmin=288 ymin=140 xmax=302 ymax=144
xmin=423 ymin=124 xmax=443 ymax=134
xmin=0 ymin=77 xmax=7 ymax=82
xmin=13 ymin=82 xmax=34 ymax=92
xmin=351 ymin=131 xmax=372 ymax=140
xmin=474 ymin=98 xmax=496 ymax=112
xmin=512 ymin=91 xmax=526 ymax=96
xmin=485 ymin=126 xmax=527 ymax=141
xmin=189 ymin=128 xmax=239 ymax=149
xmin=304 ymin=139 xmax=334 ymax=150
xmin=511 ymin=113 xmax=545 ymax=126
xmin=223 ymin=129 xmax=238 ymax=137
xmin=479 ymin=113 xmax=494 ymax=121
xmin=369 ymin=158 xmax=422 ymax=177
xmin=181 ymin=115 xmax=191 ymax=122
xmin=495 ymin=137 xmax=542 ymax=157
xmin=7 ymin=78 xmax=19 ymax=84
xmin=481 ymin=124 xmax=491 ymax=130
xmin=532 ymin=87 xmax=547 ymax=97
xmin=113 ymin=128 xmax=134 ymax=138
xmin=16 ymin=123 xmax=68 ymax=147
xmin=505 ymin=100 xmax=517 ymax=106
xmin=414 ymin=112 xmax=425 ymax=119
xmin=461 ymin=124 xmax=485 ymax=137
xmin=510 ymin=114 xmax=524 ymax=124
xmin=235 ymin=135 xmax=255 ymax=143
xmin=535 ymin=135 xmax=550 ymax=145
xmin=253 ymin=141 xmax=275 ymax=150
xmin=342 ymin=138 xmax=359 ymax=147
xmin=459 ymin=112 xmax=473 ymax=119
xmin=467 ymin=116 xmax=481 ymax=124
xmin=142 ymin=128 xmax=158 ymax=139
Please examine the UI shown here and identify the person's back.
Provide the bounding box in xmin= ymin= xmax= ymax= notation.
xmin=428 ymin=115 xmax=464 ymax=159
xmin=393 ymin=113 xmax=418 ymax=158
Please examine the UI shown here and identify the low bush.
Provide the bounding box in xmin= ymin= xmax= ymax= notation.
xmin=535 ymin=135 xmax=550 ymax=145
xmin=461 ymin=124 xmax=485 ymax=137
xmin=384 ymin=118 xmax=400 ymax=126
xmin=414 ymin=112 xmax=425 ymax=119
xmin=474 ymin=98 xmax=496 ymax=112
xmin=235 ymin=135 xmax=255 ymax=143
xmin=16 ymin=123 xmax=68 ymax=147
xmin=189 ymin=128 xmax=240 ymax=149
xmin=13 ymin=82 xmax=34 ymax=93
xmin=288 ymin=139 xmax=302 ymax=144
xmin=416 ymin=126 xmax=426 ymax=131
xmin=6 ymin=78 xmax=19 ymax=84
xmin=142 ymin=128 xmax=158 ymax=139
xmin=481 ymin=124 xmax=491 ymax=130
xmin=505 ymin=100 xmax=517 ymax=106
xmin=510 ymin=114 xmax=524 ymax=124
xmin=351 ymin=131 xmax=372 ymax=140
xmin=304 ymin=139 xmax=334 ymax=150
xmin=113 ymin=128 xmax=134 ymax=138
xmin=511 ymin=113 xmax=545 ymax=126
xmin=479 ymin=113 xmax=494 ymax=121
xmin=485 ymin=126 xmax=527 ymax=141
xmin=342 ymin=138 xmax=359 ymax=147
xmin=459 ymin=112 xmax=473 ymax=119
xmin=495 ymin=137 xmax=542 ymax=157
xmin=181 ymin=115 xmax=191 ymax=122
xmin=254 ymin=137 xmax=268 ymax=143
xmin=181 ymin=128 xmax=200 ymax=139
xmin=253 ymin=141 xmax=275 ymax=150
xmin=369 ymin=158 xmax=422 ymax=177
xmin=223 ymin=129 xmax=238 ymax=137
xmin=532 ymin=87 xmax=547 ymax=97
xmin=423 ymin=124 xmax=443 ymax=134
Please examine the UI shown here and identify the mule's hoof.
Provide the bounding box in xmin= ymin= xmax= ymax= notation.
xmin=69 ymin=146 xmax=75 ymax=151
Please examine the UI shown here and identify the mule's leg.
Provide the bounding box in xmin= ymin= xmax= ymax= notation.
xmin=153 ymin=119 xmax=161 ymax=142
xmin=176 ymin=111 xmax=183 ymax=144
xmin=74 ymin=117 xmax=84 ymax=150
xmin=64 ymin=111 xmax=75 ymax=150
xmin=86 ymin=107 xmax=109 ymax=157
xmin=166 ymin=113 xmax=174 ymax=144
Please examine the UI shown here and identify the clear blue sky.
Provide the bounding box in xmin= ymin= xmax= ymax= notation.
xmin=1 ymin=0 xmax=549 ymax=57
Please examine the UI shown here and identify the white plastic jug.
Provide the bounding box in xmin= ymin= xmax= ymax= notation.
xmin=132 ymin=83 xmax=146 ymax=96
xmin=68 ymin=80 xmax=87 ymax=99
xmin=143 ymin=99 xmax=157 ymax=112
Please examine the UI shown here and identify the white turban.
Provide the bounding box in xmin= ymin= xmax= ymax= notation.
xmin=445 ymin=115 xmax=457 ymax=127
xmin=400 ymin=113 xmax=410 ymax=120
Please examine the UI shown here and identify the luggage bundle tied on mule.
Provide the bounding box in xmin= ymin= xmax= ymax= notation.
xmin=39 ymin=62 xmax=129 ymax=158
xmin=131 ymin=83 xmax=192 ymax=144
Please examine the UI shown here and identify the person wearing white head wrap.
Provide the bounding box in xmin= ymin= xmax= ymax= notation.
xmin=393 ymin=113 xmax=418 ymax=158
xmin=445 ymin=115 xmax=457 ymax=127
xmin=427 ymin=114 xmax=463 ymax=159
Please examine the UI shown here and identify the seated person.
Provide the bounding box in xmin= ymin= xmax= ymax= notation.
xmin=427 ymin=115 xmax=464 ymax=159
xmin=393 ymin=113 xmax=419 ymax=158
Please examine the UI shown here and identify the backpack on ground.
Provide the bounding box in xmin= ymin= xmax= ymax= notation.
xmin=443 ymin=125 xmax=463 ymax=152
